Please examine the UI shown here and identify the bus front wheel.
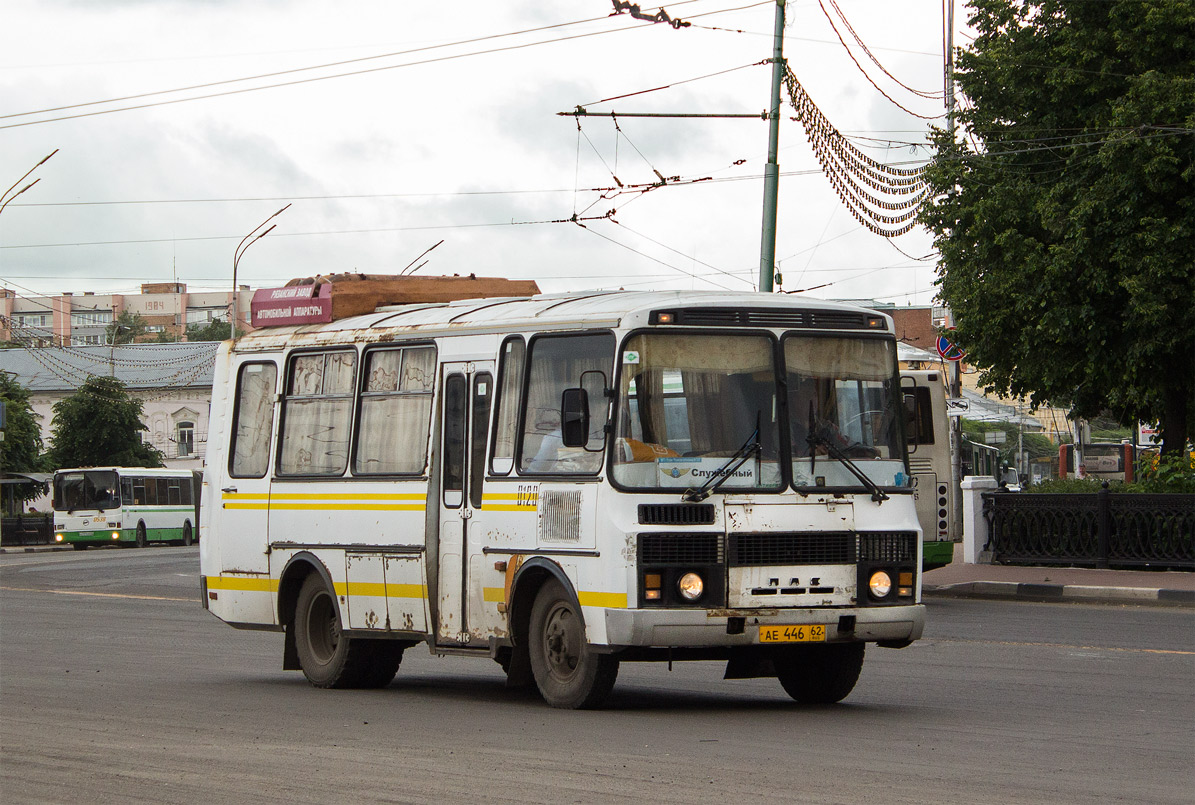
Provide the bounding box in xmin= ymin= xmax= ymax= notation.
xmin=293 ymin=574 xmax=400 ymax=689
xmin=775 ymin=642 xmax=865 ymax=704
xmin=135 ymin=523 xmax=147 ymax=548
xmin=528 ymin=580 xmax=618 ymax=709
xmin=182 ymin=522 xmax=193 ymax=546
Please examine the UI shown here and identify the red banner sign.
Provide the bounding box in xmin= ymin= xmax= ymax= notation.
xmin=250 ymin=285 xmax=332 ymax=327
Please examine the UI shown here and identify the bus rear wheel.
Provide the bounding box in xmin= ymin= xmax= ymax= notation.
xmin=775 ymin=642 xmax=865 ymax=704
xmin=528 ymin=580 xmax=618 ymax=709
xmin=135 ymin=523 xmax=147 ymax=548
xmin=293 ymin=574 xmax=400 ymax=689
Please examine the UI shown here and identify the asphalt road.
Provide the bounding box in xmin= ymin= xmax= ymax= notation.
xmin=2 ymin=547 xmax=1192 ymax=804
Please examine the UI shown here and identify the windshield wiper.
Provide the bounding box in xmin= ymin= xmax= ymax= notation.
xmin=682 ymin=417 xmax=761 ymax=503
xmin=807 ymin=426 xmax=889 ymax=503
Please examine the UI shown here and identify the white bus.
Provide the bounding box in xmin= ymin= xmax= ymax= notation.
xmin=200 ymin=290 xmax=925 ymax=708
xmin=901 ymin=370 xmax=957 ymax=570
xmin=53 ymin=467 xmax=199 ymax=549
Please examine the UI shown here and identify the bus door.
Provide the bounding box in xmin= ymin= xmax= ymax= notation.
xmin=436 ymin=361 xmax=495 ymax=648
xmin=217 ymin=358 xmax=278 ymax=577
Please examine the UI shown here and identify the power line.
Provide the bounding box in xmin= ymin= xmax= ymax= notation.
xmin=2 ymin=3 xmax=761 ymax=130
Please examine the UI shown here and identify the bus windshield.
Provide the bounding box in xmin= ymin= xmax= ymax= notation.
xmin=54 ymin=470 xmax=120 ymax=512
xmin=785 ymin=336 xmax=906 ymax=491
xmin=612 ymin=333 xmax=783 ymax=491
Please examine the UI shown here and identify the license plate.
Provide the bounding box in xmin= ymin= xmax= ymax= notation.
xmin=78 ymin=531 xmax=94 ymax=537
xmin=759 ymin=624 xmax=826 ymax=643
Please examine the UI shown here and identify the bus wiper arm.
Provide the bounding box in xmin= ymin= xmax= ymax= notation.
xmin=807 ymin=431 xmax=889 ymax=503
xmin=682 ymin=423 xmax=761 ymax=503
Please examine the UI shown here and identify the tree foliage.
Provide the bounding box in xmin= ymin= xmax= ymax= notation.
xmin=44 ymin=375 xmax=164 ymax=469
xmin=105 ymin=310 xmax=150 ymax=344
xmin=185 ymin=319 xmax=232 ymax=342
xmin=920 ymin=0 xmax=1195 ymax=455
xmin=0 ymin=373 xmax=47 ymax=504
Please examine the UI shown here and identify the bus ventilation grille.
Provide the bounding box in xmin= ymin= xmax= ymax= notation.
xmin=638 ymin=503 xmax=716 ymax=525
xmin=729 ymin=532 xmax=855 ymax=566
xmin=663 ymin=308 xmax=869 ymax=330
xmin=857 ymin=532 xmax=918 ymax=563
xmin=639 ymin=533 xmax=723 ymax=565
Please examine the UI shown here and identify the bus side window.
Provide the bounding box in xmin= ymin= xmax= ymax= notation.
xmin=518 ymin=333 xmax=613 ymax=475
xmin=278 ymin=351 xmax=356 ymax=476
xmin=353 ymin=346 xmax=435 ymax=475
xmin=489 ymin=337 xmax=525 ymax=476
xmin=230 ymin=362 xmax=278 ymax=478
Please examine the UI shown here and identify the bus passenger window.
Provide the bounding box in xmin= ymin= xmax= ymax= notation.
xmin=354 ymin=346 xmax=435 ymax=475
xmin=278 ymin=351 xmax=356 ymax=476
xmin=230 ymin=362 xmax=278 ymax=478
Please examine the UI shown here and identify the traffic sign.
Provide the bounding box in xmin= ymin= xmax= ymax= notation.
xmin=936 ymin=330 xmax=966 ymax=362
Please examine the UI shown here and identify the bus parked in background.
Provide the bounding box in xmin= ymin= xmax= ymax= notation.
xmin=1058 ymin=442 xmax=1138 ymax=483
xmin=53 ymin=467 xmax=199 ymax=549
xmin=201 ymin=289 xmax=926 ymax=709
xmin=901 ymin=370 xmax=956 ymax=570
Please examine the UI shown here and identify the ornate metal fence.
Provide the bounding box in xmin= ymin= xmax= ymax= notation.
xmin=1 ymin=514 xmax=52 ymax=546
xmin=984 ymin=490 xmax=1194 ymax=569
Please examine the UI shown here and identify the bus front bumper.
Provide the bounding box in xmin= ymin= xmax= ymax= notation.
xmin=603 ymin=604 xmax=925 ymax=647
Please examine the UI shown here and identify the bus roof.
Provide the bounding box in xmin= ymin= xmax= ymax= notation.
xmin=231 ymin=289 xmax=893 ymax=351
xmin=53 ymin=467 xmax=196 ymax=477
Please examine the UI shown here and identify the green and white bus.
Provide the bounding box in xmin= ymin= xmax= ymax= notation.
xmin=53 ymin=467 xmax=199 ymax=549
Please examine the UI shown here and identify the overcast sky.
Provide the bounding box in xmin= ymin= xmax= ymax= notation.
xmin=1 ymin=0 xmax=957 ymax=306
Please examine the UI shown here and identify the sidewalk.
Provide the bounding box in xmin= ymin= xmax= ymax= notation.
xmin=924 ymin=544 xmax=1195 ymax=607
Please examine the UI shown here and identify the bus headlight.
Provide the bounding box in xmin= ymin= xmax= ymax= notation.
xmin=678 ymin=572 xmax=704 ymax=601
xmin=112 ymin=532 xmax=121 ymax=540
xmin=869 ymin=570 xmax=893 ymax=599
xmin=55 ymin=534 xmax=63 ymax=542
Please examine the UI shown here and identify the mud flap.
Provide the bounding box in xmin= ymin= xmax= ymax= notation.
xmin=724 ymin=647 xmax=778 ymax=680
xmin=283 ymin=622 xmax=300 ymax=671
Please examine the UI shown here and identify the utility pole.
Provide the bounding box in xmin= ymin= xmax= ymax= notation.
xmin=758 ymin=0 xmax=787 ymax=293
xmin=944 ymin=1 xmax=964 ymax=534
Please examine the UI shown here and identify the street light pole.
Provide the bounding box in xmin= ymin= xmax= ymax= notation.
xmin=0 ymin=150 xmax=58 ymax=218
xmin=231 ymin=204 xmax=290 ymax=340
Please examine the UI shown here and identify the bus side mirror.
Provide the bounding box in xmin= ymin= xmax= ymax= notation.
xmin=561 ymin=388 xmax=590 ymax=448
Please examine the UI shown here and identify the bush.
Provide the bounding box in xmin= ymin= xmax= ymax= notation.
xmin=1127 ymin=453 xmax=1195 ymax=494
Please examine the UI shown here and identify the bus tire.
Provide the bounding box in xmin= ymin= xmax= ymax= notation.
xmin=182 ymin=522 xmax=193 ymax=546
xmin=293 ymin=573 xmax=374 ymax=689
xmin=775 ymin=642 xmax=865 ymax=704
xmin=135 ymin=523 xmax=147 ymax=548
xmin=71 ymin=543 xmax=87 ymax=551
xmin=528 ymin=580 xmax=618 ymax=709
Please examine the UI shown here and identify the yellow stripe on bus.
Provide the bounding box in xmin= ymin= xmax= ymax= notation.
xmin=483 ymin=587 xmax=505 ymax=602
xmin=480 ymin=492 xmax=537 ymax=512
xmin=266 ymin=502 xmax=425 ymax=511
xmin=578 ymin=591 xmax=627 ymax=609
xmin=269 ymin=493 xmax=425 ymax=501
xmin=204 ymin=576 xmax=278 ymax=593
xmin=342 ymin=582 xmax=428 ymax=599
xmin=222 ymin=492 xmax=426 ymax=511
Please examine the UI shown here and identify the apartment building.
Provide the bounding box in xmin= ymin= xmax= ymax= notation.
xmin=0 ymin=283 xmax=253 ymax=347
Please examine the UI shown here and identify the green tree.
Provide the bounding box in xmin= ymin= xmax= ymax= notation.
xmin=920 ymin=0 xmax=1194 ymax=456
xmin=44 ymin=375 xmax=164 ymax=469
xmin=185 ymin=319 xmax=232 ymax=342
xmin=105 ymin=310 xmax=149 ymax=344
xmin=0 ymin=373 xmax=47 ymax=506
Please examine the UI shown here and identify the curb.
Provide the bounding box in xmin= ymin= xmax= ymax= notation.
xmin=924 ymin=581 xmax=1195 ymax=607
xmin=0 ymin=545 xmax=72 ymax=554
